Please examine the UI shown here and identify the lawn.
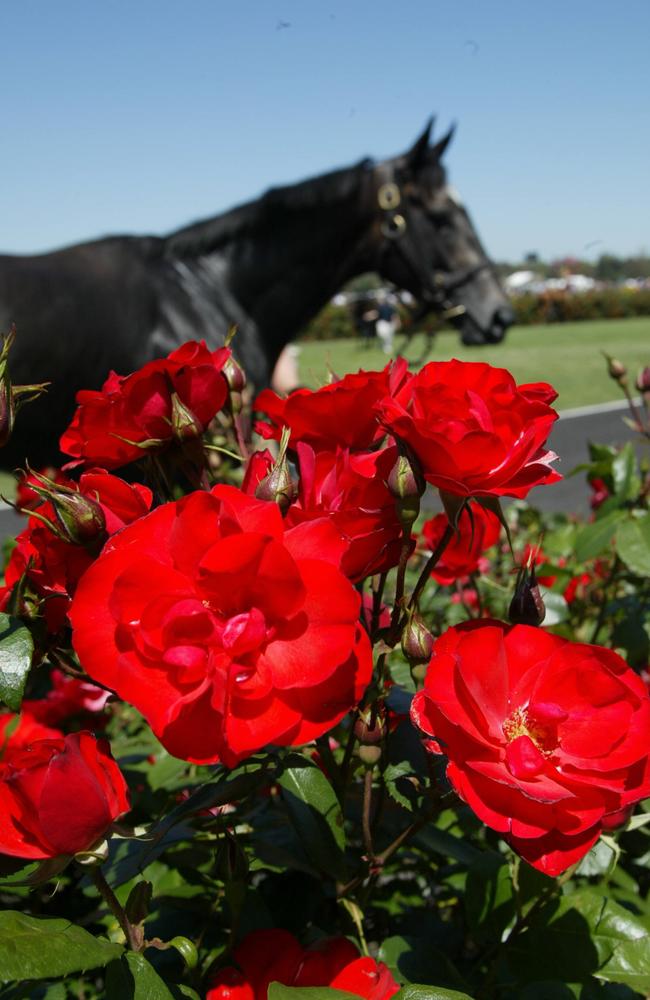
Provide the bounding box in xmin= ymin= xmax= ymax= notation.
xmin=296 ymin=315 xmax=650 ymax=412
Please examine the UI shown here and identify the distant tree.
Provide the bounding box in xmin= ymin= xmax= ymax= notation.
xmin=595 ymin=254 xmax=626 ymax=282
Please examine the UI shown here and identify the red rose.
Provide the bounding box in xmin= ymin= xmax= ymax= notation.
xmin=421 ymin=502 xmax=500 ymax=585
xmin=69 ymin=485 xmax=372 ymax=765
xmin=0 ymin=731 xmax=129 ymax=859
xmin=376 ymin=360 xmax=560 ymax=499
xmin=589 ymin=476 xmax=610 ymax=511
xmin=3 ymin=469 xmax=152 ymax=633
xmin=60 ymin=340 xmax=230 ymax=469
xmin=411 ymin=621 xmax=650 ymax=875
xmin=284 ymin=443 xmax=405 ymax=583
xmin=207 ymin=929 xmax=399 ymax=1000
xmin=254 ymin=359 xmax=408 ymax=451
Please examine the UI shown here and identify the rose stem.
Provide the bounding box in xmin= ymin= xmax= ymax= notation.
xmin=91 ymin=867 xmax=143 ymax=952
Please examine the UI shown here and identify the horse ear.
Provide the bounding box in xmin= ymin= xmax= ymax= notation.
xmin=406 ymin=117 xmax=435 ymax=170
xmin=431 ymin=123 xmax=456 ymax=161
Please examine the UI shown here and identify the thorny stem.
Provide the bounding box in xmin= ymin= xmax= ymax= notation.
xmin=232 ymin=411 xmax=250 ymax=462
xmin=91 ymin=866 xmax=143 ymax=952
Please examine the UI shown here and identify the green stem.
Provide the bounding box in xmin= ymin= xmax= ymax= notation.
xmin=409 ymin=522 xmax=455 ymax=611
xmin=91 ymin=867 xmax=143 ymax=951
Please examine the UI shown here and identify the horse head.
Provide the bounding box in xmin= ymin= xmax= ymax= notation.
xmin=371 ymin=119 xmax=514 ymax=345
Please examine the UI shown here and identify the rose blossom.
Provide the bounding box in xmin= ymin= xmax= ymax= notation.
xmin=0 ymin=710 xmax=62 ymax=750
xmin=376 ymin=359 xmax=560 ymax=499
xmin=23 ymin=668 xmax=110 ymax=727
xmin=207 ymin=929 xmax=399 ymax=1000
xmin=60 ymin=340 xmax=230 ymax=469
xmin=0 ymin=731 xmax=129 ymax=859
xmin=421 ymin=501 xmax=500 ymax=585
xmin=254 ymin=359 xmax=408 ymax=451
xmin=411 ymin=621 xmax=650 ymax=875
xmin=1 ymin=469 xmax=152 ymax=633
xmin=69 ymin=485 xmax=372 ymax=766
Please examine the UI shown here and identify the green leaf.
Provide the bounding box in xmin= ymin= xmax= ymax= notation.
xmin=574 ymin=511 xmax=624 ymax=562
xmin=538 ymin=588 xmax=569 ymax=626
xmin=615 ymin=513 xmax=650 ymax=577
xmin=277 ymin=753 xmax=347 ymax=881
xmin=106 ymin=953 xmax=183 ymax=999
xmin=384 ymin=761 xmax=419 ymax=812
xmin=0 ymin=911 xmax=122 ymax=983
xmin=0 ymin=613 xmax=33 ymax=712
xmin=611 ymin=444 xmax=641 ymax=502
xmin=508 ymin=889 xmax=650 ymax=991
xmin=394 ymin=987 xmax=474 ymax=1000
xmin=268 ymin=986 xmax=361 ymax=1000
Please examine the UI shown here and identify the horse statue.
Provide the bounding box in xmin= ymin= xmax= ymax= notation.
xmin=0 ymin=119 xmax=513 ymax=465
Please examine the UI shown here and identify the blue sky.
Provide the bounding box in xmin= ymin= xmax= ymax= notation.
xmin=2 ymin=0 xmax=649 ymax=261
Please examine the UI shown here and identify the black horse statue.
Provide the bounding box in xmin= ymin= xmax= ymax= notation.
xmin=0 ymin=119 xmax=513 ymax=465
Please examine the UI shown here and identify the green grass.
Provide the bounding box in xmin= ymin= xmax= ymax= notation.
xmin=296 ymin=315 xmax=650 ymax=411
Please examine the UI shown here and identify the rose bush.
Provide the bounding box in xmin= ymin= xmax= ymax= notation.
xmin=411 ymin=620 xmax=650 ymax=875
xmin=69 ymin=484 xmax=372 ymax=765
xmin=1 ymin=339 xmax=649 ymax=999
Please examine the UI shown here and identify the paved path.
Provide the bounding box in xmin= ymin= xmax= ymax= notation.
xmin=0 ymin=399 xmax=646 ymax=545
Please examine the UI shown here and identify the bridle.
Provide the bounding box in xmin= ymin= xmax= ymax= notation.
xmin=374 ymin=164 xmax=489 ymax=320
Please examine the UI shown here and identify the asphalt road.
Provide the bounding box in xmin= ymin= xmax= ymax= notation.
xmin=0 ymin=399 xmax=645 ymax=545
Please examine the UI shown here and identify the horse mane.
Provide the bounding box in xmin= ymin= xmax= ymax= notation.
xmin=164 ymin=158 xmax=373 ymax=258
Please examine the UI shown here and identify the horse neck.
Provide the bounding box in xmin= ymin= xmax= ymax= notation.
xmin=163 ymin=165 xmax=377 ymax=353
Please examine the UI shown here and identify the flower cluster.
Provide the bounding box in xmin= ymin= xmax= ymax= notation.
xmin=2 ymin=339 xmax=649 ymax=997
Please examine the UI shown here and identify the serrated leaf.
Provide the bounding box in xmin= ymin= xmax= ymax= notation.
xmin=384 ymin=761 xmax=419 ymax=812
xmin=277 ymin=753 xmax=347 ymax=881
xmin=574 ymin=511 xmax=624 ymax=562
xmin=615 ymin=513 xmax=650 ymax=577
xmin=0 ymin=614 xmax=33 ymax=712
xmin=268 ymin=985 xmax=361 ymax=1000
xmin=0 ymin=911 xmax=122 ymax=982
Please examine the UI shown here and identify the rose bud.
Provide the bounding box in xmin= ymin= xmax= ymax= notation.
xmin=0 ymin=731 xmax=130 ymax=860
xmin=215 ymin=831 xmax=249 ymax=884
xmin=605 ymin=354 xmax=627 ymax=383
xmin=255 ymin=427 xmax=297 ymax=514
xmin=170 ymin=391 xmax=203 ymax=443
xmin=387 ymin=452 xmax=424 ymax=530
xmin=636 ymin=366 xmax=650 ymax=399
xmin=354 ymin=707 xmax=386 ymax=746
xmin=401 ymin=608 xmax=434 ymax=666
xmin=509 ymin=557 xmax=546 ymax=627
xmin=222 ymin=355 xmax=247 ymax=395
xmin=24 ymin=471 xmax=106 ymax=547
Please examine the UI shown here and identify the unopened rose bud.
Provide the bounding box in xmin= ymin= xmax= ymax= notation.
xmin=509 ymin=561 xmax=546 ymax=627
xmin=636 ymin=366 xmax=650 ymax=395
xmin=255 ymin=427 xmax=297 ymax=514
xmin=170 ymin=392 xmax=203 ymax=443
xmin=223 ymin=355 xmax=247 ymax=394
xmin=387 ymin=453 xmax=425 ymax=530
xmin=605 ymin=354 xmax=627 ymax=383
xmin=354 ymin=708 xmax=386 ymax=746
xmin=26 ymin=472 xmax=106 ymax=547
xmin=401 ymin=609 xmax=433 ymax=666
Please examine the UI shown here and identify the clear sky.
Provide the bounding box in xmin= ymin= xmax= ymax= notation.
xmin=2 ymin=0 xmax=649 ymax=262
